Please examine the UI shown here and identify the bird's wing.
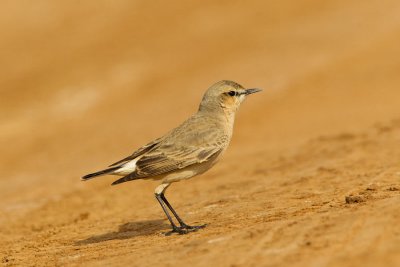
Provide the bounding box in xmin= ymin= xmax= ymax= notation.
xmin=111 ymin=134 xmax=228 ymax=185
xmin=108 ymin=137 xmax=163 ymax=167
xmin=136 ymin=143 xmax=223 ymax=176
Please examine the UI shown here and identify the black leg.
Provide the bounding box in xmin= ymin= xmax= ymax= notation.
xmin=155 ymin=193 xmax=187 ymax=235
xmin=160 ymin=193 xmax=206 ymax=231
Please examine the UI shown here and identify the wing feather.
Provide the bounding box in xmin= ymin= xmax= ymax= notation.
xmin=108 ymin=137 xmax=162 ymax=167
xmin=135 ymin=145 xmax=222 ymax=177
xmin=111 ymin=115 xmax=229 ymax=186
xmin=111 ymin=134 xmax=228 ymax=185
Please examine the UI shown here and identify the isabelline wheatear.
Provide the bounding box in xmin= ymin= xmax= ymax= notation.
xmin=82 ymin=80 xmax=261 ymax=235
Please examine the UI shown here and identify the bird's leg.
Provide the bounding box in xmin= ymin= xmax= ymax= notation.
xmin=160 ymin=193 xmax=206 ymax=231
xmin=155 ymin=183 xmax=190 ymax=235
xmin=154 ymin=183 xmax=205 ymax=235
xmin=155 ymin=193 xmax=187 ymax=235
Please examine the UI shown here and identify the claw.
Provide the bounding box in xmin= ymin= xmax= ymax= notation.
xmin=164 ymin=224 xmax=206 ymax=236
xmin=164 ymin=227 xmax=188 ymax=236
xmin=180 ymin=224 xmax=207 ymax=230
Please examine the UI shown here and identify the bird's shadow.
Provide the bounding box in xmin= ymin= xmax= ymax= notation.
xmin=75 ymin=219 xmax=170 ymax=245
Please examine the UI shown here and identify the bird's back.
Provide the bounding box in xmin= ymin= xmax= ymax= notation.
xmin=163 ymin=113 xmax=231 ymax=148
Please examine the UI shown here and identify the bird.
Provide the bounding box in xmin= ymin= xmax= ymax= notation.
xmin=82 ymin=80 xmax=262 ymax=235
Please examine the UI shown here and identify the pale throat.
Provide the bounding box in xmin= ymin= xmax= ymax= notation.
xmin=220 ymin=106 xmax=236 ymax=134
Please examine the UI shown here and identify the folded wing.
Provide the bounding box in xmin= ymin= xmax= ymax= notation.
xmin=111 ymin=135 xmax=227 ymax=185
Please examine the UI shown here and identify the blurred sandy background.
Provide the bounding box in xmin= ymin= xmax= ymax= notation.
xmin=1 ymin=1 xmax=400 ymax=266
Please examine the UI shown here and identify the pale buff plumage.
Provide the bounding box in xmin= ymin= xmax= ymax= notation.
xmin=82 ymin=80 xmax=261 ymax=235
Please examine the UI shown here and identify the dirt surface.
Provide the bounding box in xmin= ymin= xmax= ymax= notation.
xmin=1 ymin=1 xmax=400 ymax=266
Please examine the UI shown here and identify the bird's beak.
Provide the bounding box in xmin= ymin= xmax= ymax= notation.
xmin=245 ymin=88 xmax=262 ymax=95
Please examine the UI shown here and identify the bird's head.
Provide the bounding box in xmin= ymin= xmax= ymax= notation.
xmin=199 ymin=80 xmax=262 ymax=114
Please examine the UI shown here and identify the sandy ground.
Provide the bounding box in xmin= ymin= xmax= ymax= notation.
xmin=1 ymin=1 xmax=400 ymax=266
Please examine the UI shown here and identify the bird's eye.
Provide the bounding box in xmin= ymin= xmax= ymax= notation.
xmin=228 ymin=91 xmax=236 ymax=97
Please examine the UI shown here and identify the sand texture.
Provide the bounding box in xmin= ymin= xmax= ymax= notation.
xmin=1 ymin=1 xmax=400 ymax=266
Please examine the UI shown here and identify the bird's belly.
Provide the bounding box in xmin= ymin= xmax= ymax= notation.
xmin=160 ymin=169 xmax=197 ymax=183
xmin=160 ymin=157 xmax=219 ymax=183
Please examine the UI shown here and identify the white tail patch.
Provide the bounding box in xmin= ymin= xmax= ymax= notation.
xmin=114 ymin=157 xmax=142 ymax=176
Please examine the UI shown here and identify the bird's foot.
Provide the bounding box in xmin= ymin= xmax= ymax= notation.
xmin=164 ymin=224 xmax=206 ymax=236
xmin=180 ymin=223 xmax=207 ymax=230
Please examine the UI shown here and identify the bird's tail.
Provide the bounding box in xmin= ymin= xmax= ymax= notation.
xmin=81 ymin=166 xmax=120 ymax=181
